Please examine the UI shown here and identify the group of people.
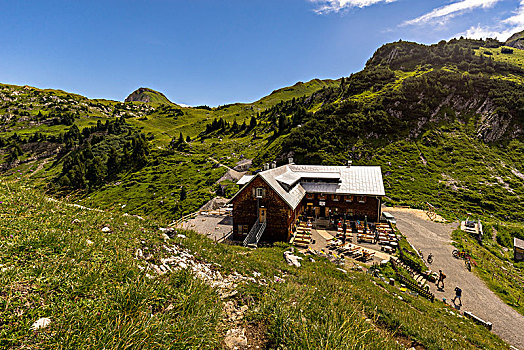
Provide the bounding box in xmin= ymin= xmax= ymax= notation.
xmin=436 ymin=269 xmax=462 ymax=306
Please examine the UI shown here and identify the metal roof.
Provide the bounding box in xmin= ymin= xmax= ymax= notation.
xmin=237 ymin=175 xmax=255 ymax=186
xmin=230 ymin=164 xmax=385 ymax=209
xmin=300 ymin=183 xmax=340 ymax=193
xmin=289 ymin=165 xmax=385 ymax=196
xmin=295 ymin=172 xmax=341 ymax=179
xmin=259 ymin=166 xmax=305 ymax=209
xmin=274 ymin=170 xmax=301 ymax=186
xmin=515 ymin=237 xmax=524 ymax=250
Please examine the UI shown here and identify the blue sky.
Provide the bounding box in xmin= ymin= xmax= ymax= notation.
xmin=0 ymin=0 xmax=523 ymax=106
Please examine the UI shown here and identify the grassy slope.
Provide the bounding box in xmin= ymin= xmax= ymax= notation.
xmin=475 ymin=46 xmax=524 ymax=83
xmin=127 ymin=78 xmax=340 ymax=145
xmin=82 ymin=152 xmax=228 ymax=223
xmin=0 ymin=78 xmax=338 ymax=221
xmin=0 ymin=182 xmax=508 ymax=349
xmin=139 ymin=89 xmax=173 ymax=105
xmin=0 ymin=182 xmax=222 ymax=349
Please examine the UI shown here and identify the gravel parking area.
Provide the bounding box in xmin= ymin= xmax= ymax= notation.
xmin=177 ymin=214 xmax=232 ymax=241
xmin=388 ymin=207 xmax=524 ymax=349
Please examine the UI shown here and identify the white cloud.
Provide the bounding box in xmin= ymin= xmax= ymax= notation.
xmin=310 ymin=0 xmax=397 ymax=14
xmin=458 ymin=1 xmax=524 ymax=40
xmin=403 ymin=0 xmax=502 ymax=26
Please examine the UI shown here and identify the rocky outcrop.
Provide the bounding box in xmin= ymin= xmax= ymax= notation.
xmin=505 ymin=30 xmax=524 ymax=50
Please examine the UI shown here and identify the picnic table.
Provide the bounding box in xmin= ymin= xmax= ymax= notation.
xmin=357 ymin=233 xmax=375 ymax=243
xmin=361 ymin=249 xmax=376 ymax=262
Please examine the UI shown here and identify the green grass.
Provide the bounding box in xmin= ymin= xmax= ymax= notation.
xmin=476 ymin=46 xmax=524 ymax=70
xmin=452 ymin=227 xmax=524 ymax=316
xmin=81 ymin=151 xmax=228 ymax=223
xmin=0 ymin=182 xmax=223 ymax=349
xmin=367 ymin=127 xmax=524 ymax=222
xmin=0 ymin=182 xmax=509 ymax=349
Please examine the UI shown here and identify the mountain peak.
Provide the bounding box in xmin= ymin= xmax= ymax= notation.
xmin=125 ymin=87 xmax=173 ymax=104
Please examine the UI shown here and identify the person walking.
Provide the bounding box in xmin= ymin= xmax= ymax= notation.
xmin=452 ymin=286 xmax=462 ymax=306
xmin=436 ymin=270 xmax=446 ymax=290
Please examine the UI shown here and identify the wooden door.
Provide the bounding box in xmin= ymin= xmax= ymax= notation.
xmin=259 ymin=208 xmax=267 ymax=223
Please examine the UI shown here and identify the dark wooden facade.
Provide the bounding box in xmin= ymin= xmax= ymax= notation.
xmin=231 ymin=176 xmax=295 ymax=242
xmin=300 ymin=194 xmax=381 ymax=222
xmin=232 ymin=175 xmax=382 ymax=243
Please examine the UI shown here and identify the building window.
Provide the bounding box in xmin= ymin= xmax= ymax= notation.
xmin=358 ymin=196 xmax=366 ymax=203
xmin=238 ymin=225 xmax=248 ymax=235
xmin=345 ymin=195 xmax=353 ymax=202
xmin=255 ymin=187 xmax=264 ymax=198
xmin=333 ymin=195 xmax=340 ymax=201
xmin=319 ymin=194 xmax=326 ymax=200
xmin=306 ymin=193 xmax=314 ymax=199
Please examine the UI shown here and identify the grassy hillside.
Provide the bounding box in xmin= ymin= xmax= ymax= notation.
xmin=254 ymin=38 xmax=524 ymax=222
xmin=0 ymin=182 xmax=509 ymax=349
xmin=0 ymin=78 xmax=338 ymax=220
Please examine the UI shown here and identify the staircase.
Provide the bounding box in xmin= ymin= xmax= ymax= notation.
xmin=391 ymin=258 xmax=431 ymax=294
xmin=243 ymin=219 xmax=267 ymax=248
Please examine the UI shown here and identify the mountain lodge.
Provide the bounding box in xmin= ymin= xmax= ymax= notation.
xmin=230 ymin=162 xmax=385 ymax=246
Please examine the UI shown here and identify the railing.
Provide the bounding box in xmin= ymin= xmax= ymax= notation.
xmin=171 ymin=211 xmax=199 ymax=227
xmin=255 ymin=221 xmax=266 ymax=244
xmin=243 ymin=218 xmax=260 ymax=247
xmin=217 ymin=228 xmax=234 ymax=243
xmin=391 ymin=259 xmax=435 ymax=302
xmin=243 ymin=219 xmax=267 ymax=248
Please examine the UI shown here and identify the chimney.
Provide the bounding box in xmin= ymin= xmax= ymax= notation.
xmin=271 ymin=161 xmax=277 ymax=169
xmin=347 ymin=160 xmax=352 ymax=168
xmin=264 ymin=163 xmax=269 ymax=171
xmin=288 ymin=157 xmax=294 ymax=164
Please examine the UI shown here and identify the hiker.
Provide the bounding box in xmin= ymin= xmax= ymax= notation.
xmin=342 ymin=221 xmax=347 ymax=244
xmin=452 ymin=286 xmax=462 ymax=306
xmin=436 ymin=270 xmax=446 ymax=289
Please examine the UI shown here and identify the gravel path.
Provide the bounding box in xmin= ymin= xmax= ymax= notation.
xmin=388 ymin=208 xmax=524 ymax=349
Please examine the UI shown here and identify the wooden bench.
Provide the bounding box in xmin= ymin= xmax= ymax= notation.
xmin=357 ymin=234 xmax=375 ymax=243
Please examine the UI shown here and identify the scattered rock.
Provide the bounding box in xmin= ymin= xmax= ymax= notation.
xmin=283 ymin=250 xmax=303 ymax=267
xmin=31 ymin=317 xmax=51 ymax=330
xmin=86 ymin=239 xmax=94 ymax=245
xmin=176 ymin=234 xmax=186 ymax=239
xmin=224 ymin=328 xmax=248 ymax=349
xmin=101 ymin=227 xmax=111 ymax=233
xmin=71 ymin=219 xmax=81 ymax=225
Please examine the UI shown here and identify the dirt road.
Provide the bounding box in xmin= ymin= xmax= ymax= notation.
xmin=388 ymin=208 xmax=524 ymax=349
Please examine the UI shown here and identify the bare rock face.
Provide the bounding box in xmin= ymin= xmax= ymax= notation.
xmin=505 ymin=30 xmax=524 ymax=50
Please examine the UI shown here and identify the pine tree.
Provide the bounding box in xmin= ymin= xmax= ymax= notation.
xmin=249 ymin=115 xmax=257 ymax=129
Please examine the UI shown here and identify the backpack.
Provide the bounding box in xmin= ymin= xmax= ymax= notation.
xmin=441 ymin=272 xmax=446 ymax=279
